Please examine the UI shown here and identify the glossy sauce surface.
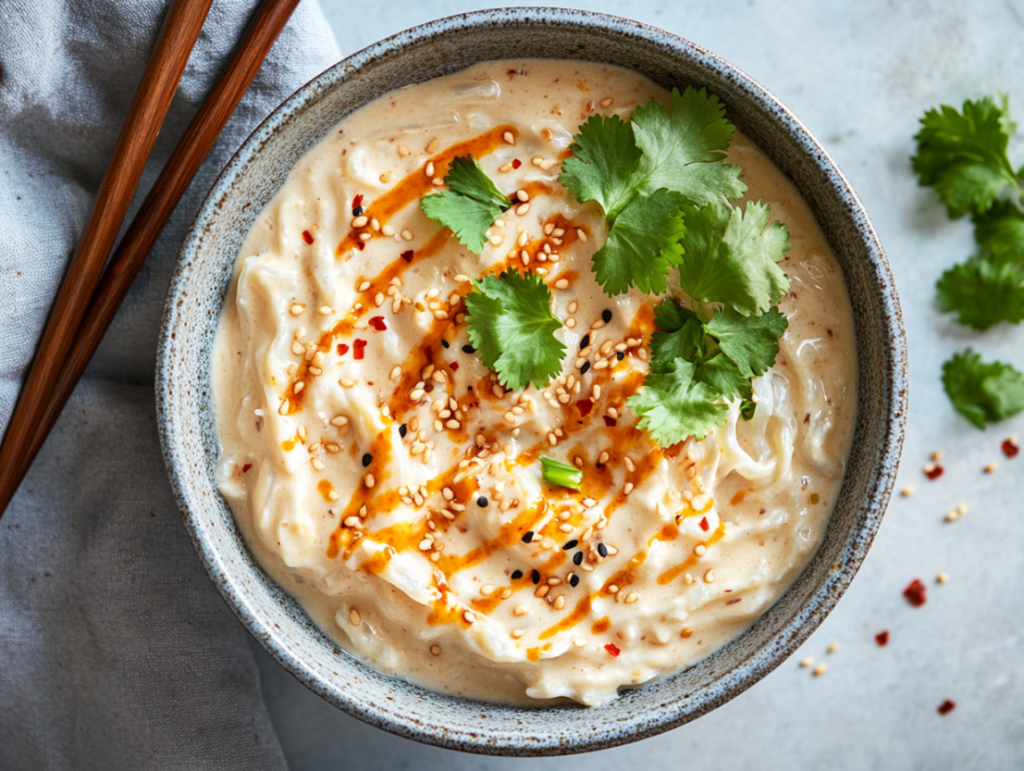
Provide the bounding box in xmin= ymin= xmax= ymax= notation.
xmin=212 ymin=60 xmax=857 ymax=706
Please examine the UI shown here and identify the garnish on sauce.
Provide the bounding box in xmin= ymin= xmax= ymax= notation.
xmin=464 ymin=270 xmax=566 ymax=390
xmin=540 ymin=456 xmax=583 ymax=490
xmin=421 ymin=154 xmax=511 ymax=253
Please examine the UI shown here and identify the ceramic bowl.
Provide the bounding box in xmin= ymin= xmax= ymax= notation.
xmin=156 ymin=7 xmax=906 ymax=756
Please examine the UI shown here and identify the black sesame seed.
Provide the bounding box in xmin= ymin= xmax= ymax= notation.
xmin=352 ymin=205 xmax=364 ymax=216
xmin=572 ymin=551 xmax=583 ymax=566
xmin=477 ymin=496 xmax=488 ymax=507
xmin=398 ymin=423 xmax=408 ymax=438
xmin=511 ymin=569 xmax=523 ymax=580
xmin=531 ymin=569 xmax=540 ymax=585
xmin=521 ymin=531 xmax=534 ymax=543
xmin=361 ymin=453 xmax=372 ymax=467
xmin=441 ymin=339 xmax=450 ymax=348
xmin=562 ymin=539 xmax=578 ymax=551
xmin=602 ymin=309 xmax=612 ymax=323
xmin=597 ymin=542 xmax=608 ymax=558
xmin=570 ymin=574 xmax=580 ymax=587
xmin=616 ymin=351 xmax=625 ymax=361
xmin=462 ymin=344 xmax=476 ymax=354
xmin=580 ymin=361 xmax=591 ymax=375
xmin=580 ymin=334 xmax=590 ymax=350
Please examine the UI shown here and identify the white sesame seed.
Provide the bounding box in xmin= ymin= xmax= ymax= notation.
xmin=289 ymin=304 xmax=305 ymax=316
xmin=704 ymin=569 xmax=715 ymax=583
xmin=349 ymin=608 xmax=361 ymax=626
xmin=425 ymin=161 xmax=435 ymax=177
xmin=511 ymin=628 xmax=525 ymax=639
xmin=516 ymin=189 xmax=530 ymax=203
xmin=398 ymin=145 xmax=410 ymax=157
xmin=937 ymin=572 xmax=949 ymax=583
xmin=351 ymin=215 xmax=369 ymax=228
xmin=827 ymin=642 xmax=841 ymax=654
xmin=503 ymin=131 xmax=515 ymax=145
xmin=311 ymin=458 xmax=325 ymax=471
xmin=292 ymin=382 xmax=304 ymax=395
xmin=515 ymin=202 xmax=530 ymax=216
xmin=427 ymin=138 xmax=440 ymax=154
xmin=364 ymin=474 xmax=375 ymax=489
xmin=554 ymin=279 xmax=569 ymax=290
xmin=463 ymin=610 xmax=475 ymax=624
xmin=800 ymin=657 xmax=815 ymax=668
xmin=813 ymin=663 xmax=828 ymax=676
xmin=330 ymin=415 xmax=349 ymax=427
xmin=401 ymin=229 xmax=414 ymax=241
xmin=576 ymin=228 xmax=588 ymax=243
xmin=600 ymin=97 xmax=614 ymax=108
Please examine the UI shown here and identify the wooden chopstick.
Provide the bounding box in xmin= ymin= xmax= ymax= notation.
xmin=0 ymin=0 xmax=213 ymax=513
xmin=0 ymin=0 xmax=301 ymax=517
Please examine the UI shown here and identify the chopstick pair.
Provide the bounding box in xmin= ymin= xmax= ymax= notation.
xmin=0 ymin=0 xmax=301 ymax=518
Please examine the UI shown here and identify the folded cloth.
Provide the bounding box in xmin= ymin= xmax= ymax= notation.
xmin=0 ymin=1 xmax=340 ymax=768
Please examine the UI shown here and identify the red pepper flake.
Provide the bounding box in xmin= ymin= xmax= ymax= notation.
xmin=242 ymin=463 xmax=252 ymax=473
xmin=352 ymin=194 xmax=364 ymax=208
xmin=603 ymin=415 xmax=617 ymax=427
xmin=699 ymin=516 xmax=710 ymax=532
xmin=576 ymin=398 xmax=593 ymax=417
xmin=337 ymin=343 xmax=349 ymax=356
xmin=726 ymin=598 xmax=742 ymax=605
xmin=512 ymin=158 xmax=522 ymax=169
xmin=1003 ymin=437 xmax=1020 ymax=458
xmin=604 ymin=643 xmax=620 ymax=657
xmin=450 ymin=362 xmax=459 ymax=371
xmin=924 ymin=463 xmax=944 ymax=480
xmin=301 ymin=230 xmax=314 ymax=245
xmin=401 ymin=249 xmax=414 ymax=263
xmin=353 ymin=339 xmax=367 ymax=360
xmin=937 ymin=699 xmax=956 ymax=716
xmin=875 ymin=630 xmax=889 ymax=647
xmin=368 ymin=316 xmax=387 ymax=331
xmin=903 ymin=579 xmax=927 ymax=607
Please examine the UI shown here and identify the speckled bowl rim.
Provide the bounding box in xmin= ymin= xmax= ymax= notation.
xmin=157 ymin=7 xmax=906 ymax=756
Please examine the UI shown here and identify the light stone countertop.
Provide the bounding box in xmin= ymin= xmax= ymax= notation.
xmin=252 ymin=2 xmax=1024 ymax=768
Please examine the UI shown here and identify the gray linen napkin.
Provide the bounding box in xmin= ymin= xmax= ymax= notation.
xmin=0 ymin=1 xmax=340 ymax=767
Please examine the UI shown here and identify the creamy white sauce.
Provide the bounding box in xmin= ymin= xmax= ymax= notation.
xmin=212 ymin=60 xmax=857 ymax=706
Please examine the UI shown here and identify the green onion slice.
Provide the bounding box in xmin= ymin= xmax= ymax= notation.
xmin=540 ymin=456 xmax=583 ymax=490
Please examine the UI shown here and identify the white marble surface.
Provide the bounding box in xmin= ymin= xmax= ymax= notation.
xmin=252 ymin=1 xmax=1024 ymax=767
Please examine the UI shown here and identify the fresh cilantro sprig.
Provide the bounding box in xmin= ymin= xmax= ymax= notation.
xmin=912 ymin=95 xmax=1020 ymax=219
xmin=915 ymin=94 xmax=1024 ymax=426
xmin=937 ymin=256 xmax=1024 ymax=330
xmin=942 ymin=348 xmax=1024 ymax=428
xmin=421 ymin=155 xmax=510 ymax=253
xmin=464 ymin=271 xmax=565 ymax=390
xmin=676 ymin=200 xmax=790 ymax=317
xmin=561 ymin=87 xmax=746 ymax=296
xmin=626 ymin=298 xmax=788 ymax=446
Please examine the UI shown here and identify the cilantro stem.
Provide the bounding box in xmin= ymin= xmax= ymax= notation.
xmin=540 ymin=457 xmax=583 ymax=490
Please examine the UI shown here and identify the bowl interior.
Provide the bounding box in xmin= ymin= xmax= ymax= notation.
xmin=157 ymin=8 xmax=905 ymax=756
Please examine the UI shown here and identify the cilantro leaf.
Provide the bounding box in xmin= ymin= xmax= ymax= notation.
xmin=560 ymin=114 xmax=642 ymax=220
xmin=704 ymin=306 xmax=789 ymax=377
xmin=631 ymin=86 xmax=747 ymax=205
xmin=942 ymin=348 xmax=1024 ymax=428
xmin=591 ymin=188 xmax=687 ymax=295
xmin=912 ymin=95 xmax=1020 ymax=218
xmin=464 ymin=270 xmax=565 ymax=390
xmin=421 ymin=155 xmax=509 ymax=253
xmin=936 ymin=255 xmax=1024 ymax=330
xmin=635 ymin=299 xmax=787 ymax=446
xmin=693 ymin=354 xmax=751 ymax=402
xmin=676 ymin=200 xmax=790 ymax=316
xmin=626 ymin=359 xmax=730 ymax=446
xmin=973 ymin=200 xmax=1024 ymax=264
xmin=649 ymin=300 xmax=703 ymax=369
